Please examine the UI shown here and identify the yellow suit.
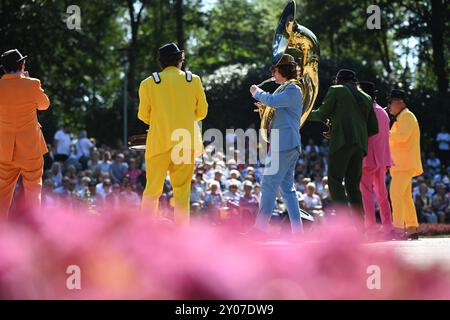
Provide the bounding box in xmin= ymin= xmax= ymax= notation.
xmin=389 ymin=108 xmax=423 ymax=229
xmin=138 ymin=66 xmax=208 ymax=224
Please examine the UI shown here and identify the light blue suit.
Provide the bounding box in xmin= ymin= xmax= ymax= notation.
xmin=254 ymin=83 xmax=302 ymax=151
xmin=252 ymin=83 xmax=304 ymax=234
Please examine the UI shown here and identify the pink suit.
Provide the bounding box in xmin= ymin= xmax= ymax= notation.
xmin=360 ymin=103 xmax=394 ymax=231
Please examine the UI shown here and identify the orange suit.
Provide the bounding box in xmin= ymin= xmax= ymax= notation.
xmin=0 ymin=73 xmax=50 ymax=220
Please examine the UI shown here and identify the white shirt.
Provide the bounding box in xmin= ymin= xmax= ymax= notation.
xmin=426 ymin=158 xmax=441 ymax=169
xmin=302 ymin=194 xmax=322 ymax=210
xmin=54 ymin=130 xmax=72 ymax=156
xmin=436 ymin=132 xmax=450 ymax=151
xmin=76 ymin=138 xmax=94 ymax=158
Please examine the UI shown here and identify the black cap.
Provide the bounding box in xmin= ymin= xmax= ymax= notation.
xmin=0 ymin=49 xmax=27 ymax=69
xmin=159 ymin=43 xmax=183 ymax=59
xmin=359 ymin=81 xmax=378 ymax=99
xmin=336 ymin=69 xmax=357 ymax=82
xmin=389 ymin=89 xmax=406 ymax=102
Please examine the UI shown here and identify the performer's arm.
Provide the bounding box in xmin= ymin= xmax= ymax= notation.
xmin=138 ymin=80 xmax=151 ymax=125
xmin=308 ymin=87 xmax=337 ymax=122
xmin=34 ymin=79 xmax=50 ymax=110
xmin=195 ymin=76 xmax=208 ymax=121
xmin=390 ymin=112 xmax=415 ymax=143
xmin=253 ymin=85 xmax=300 ymax=109
xmin=367 ymin=105 xmax=379 ymax=137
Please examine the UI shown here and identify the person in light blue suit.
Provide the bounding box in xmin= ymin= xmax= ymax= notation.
xmin=249 ymin=54 xmax=304 ymax=236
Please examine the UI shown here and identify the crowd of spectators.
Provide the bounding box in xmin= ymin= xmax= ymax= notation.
xmin=34 ymin=125 xmax=450 ymax=225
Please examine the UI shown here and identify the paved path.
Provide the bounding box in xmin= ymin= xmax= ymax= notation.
xmin=367 ymin=237 xmax=450 ymax=270
xmin=263 ymin=237 xmax=450 ymax=270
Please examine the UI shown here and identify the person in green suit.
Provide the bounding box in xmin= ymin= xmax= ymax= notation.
xmin=308 ymin=69 xmax=379 ymax=218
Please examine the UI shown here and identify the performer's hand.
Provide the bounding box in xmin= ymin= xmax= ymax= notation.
xmin=253 ymin=102 xmax=263 ymax=113
xmin=250 ymin=85 xmax=259 ymax=96
xmin=21 ymin=71 xmax=29 ymax=78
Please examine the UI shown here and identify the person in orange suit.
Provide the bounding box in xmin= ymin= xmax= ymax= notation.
xmin=0 ymin=49 xmax=50 ymax=221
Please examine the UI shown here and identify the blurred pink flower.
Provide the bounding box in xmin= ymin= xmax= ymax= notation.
xmin=0 ymin=203 xmax=449 ymax=300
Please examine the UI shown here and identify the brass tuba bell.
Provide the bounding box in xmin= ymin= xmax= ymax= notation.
xmin=257 ymin=0 xmax=320 ymax=143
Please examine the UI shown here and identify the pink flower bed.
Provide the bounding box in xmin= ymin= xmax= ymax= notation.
xmin=0 ymin=204 xmax=449 ymax=300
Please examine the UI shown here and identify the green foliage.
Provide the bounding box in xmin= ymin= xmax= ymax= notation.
xmin=0 ymin=0 xmax=447 ymax=146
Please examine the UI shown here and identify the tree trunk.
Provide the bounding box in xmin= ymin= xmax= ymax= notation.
xmin=175 ymin=0 xmax=185 ymax=50
xmin=126 ymin=0 xmax=148 ymax=134
xmin=430 ymin=0 xmax=448 ymax=94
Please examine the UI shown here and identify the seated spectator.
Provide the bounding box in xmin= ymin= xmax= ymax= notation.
xmin=204 ymin=181 xmax=223 ymax=218
xmin=319 ymin=176 xmax=330 ymax=207
xmin=213 ymin=169 xmax=226 ymax=190
xmin=319 ymin=138 xmax=329 ymax=154
xmin=305 ymin=138 xmax=319 ymax=154
xmin=97 ymin=178 xmax=112 ymax=199
xmin=53 ymin=176 xmax=71 ymax=196
xmin=190 ymin=178 xmax=205 ymax=207
xmin=253 ymin=183 xmax=262 ymax=202
xmin=239 ymin=181 xmax=259 ymax=227
xmin=110 ymin=153 xmax=128 ymax=184
xmin=302 ymin=182 xmax=324 ymax=218
xmin=125 ymin=157 xmax=143 ymax=186
xmin=42 ymin=179 xmax=58 ymax=207
xmin=426 ymin=152 xmax=441 ymax=174
xmin=49 ymin=162 xmax=63 ymax=188
xmin=77 ymin=176 xmax=92 ymax=198
xmin=415 ymin=183 xmax=437 ymax=223
xmin=223 ymin=179 xmax=241 ymax=208
xmin=120 ymin=178 xmax=141 ymax=209
xmin=64 ymin=165 xmax=78 ymax=180
xmin=87 ymin=181 xmax=103 ymax=207
xmin=105 ymin=184 xmax=122 ymax=210
xmin=432 ymin=183 xmax=450 ymax=223
xmin=195 ymin=171 xmax=207 ymax=191
xmin=96 ymin=150 xmax=111 ymax=174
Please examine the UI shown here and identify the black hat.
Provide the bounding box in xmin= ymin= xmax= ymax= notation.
xmin=359 ymin=81 xmax=378 ymax=99
xmin=0 ymin=49 xmax=27 ymax=69
xmin=336 ymin=69 xmax=357 ymax=82
xmin=389 ymin=89 xmax=406 ymax=102
xmin=159 ymin=43 xmax=183 ymax=59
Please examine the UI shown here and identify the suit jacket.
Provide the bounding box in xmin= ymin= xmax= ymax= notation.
xmin=0 ymin=73 xmax=50 ymax=162
xmin=363 ymin=102 xmax=394 ymax=168
xmin=253 ymin=83 xmax=302 ymax=152
xmin=308 ymin=84 xmax=378 ymax=156
xmin=138 ymin=67 xmax=208 ymax=158
xmin=389 ymin=108 xmax=423 ymax=176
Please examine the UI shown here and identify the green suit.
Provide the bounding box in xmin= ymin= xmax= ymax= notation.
xmin=308 ymin=84 xmax=378 ymax=214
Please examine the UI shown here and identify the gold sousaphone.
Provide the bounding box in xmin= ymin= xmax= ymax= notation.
xmin=258 ymin=0 xmax=320 ymax=143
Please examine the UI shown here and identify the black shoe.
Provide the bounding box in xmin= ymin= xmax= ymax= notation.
xmin=408 ymin=232 xmax=420 ymax=240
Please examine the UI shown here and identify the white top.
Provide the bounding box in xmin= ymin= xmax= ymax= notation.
xmin=76 ymin=137 xmax=94 ymax=158
xmin=54 ymin=130 xmax=72 ymax=156
xmin=302 ymin=194 xmax=322 ymax=210
xmin=436 ymin=132 xmax=450 ymax=151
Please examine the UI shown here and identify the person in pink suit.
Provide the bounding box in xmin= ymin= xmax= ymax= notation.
xmin=359 ymin=82 xmax=394 ymax=238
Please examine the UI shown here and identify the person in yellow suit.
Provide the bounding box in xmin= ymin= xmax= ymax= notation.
xmin=0 ymin=49 xmax=50 ymax=221
xmin=388 ymin=89 xmax=423 ymax=240
xmin=138 ymin=43 xmax=208 ymax=225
